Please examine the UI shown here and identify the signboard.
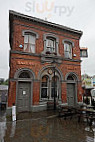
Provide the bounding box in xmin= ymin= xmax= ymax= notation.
xmin=93 ymin=77 xmax=95 ymax=87
xmin=80 ymin=48 xmax=88 ymax=58
xmin=12 ymin=105 xmax=16 ymax=121
xmin=82 ymin=78 xmax=93 ymax=89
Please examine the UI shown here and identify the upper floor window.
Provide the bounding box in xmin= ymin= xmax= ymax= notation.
xmin=22 ymin=30 xmax=39 ymax=53
xmin=63 ymin=39 xmax=74 ymax=59
xmin=24 ymin=33 xmax=36 ymax=53
xmin=46 ymin=37 xmax=56 ymax=53
xmin=64 ymin=42 xmax=72 ymax=59
xmin=42 ymin=33 xmax=60 ymax=56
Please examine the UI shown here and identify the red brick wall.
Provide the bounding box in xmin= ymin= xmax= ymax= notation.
xmin=8 ymin=81 xmax=16 ymax=107
xmin=12 ymin=18 xmax=80 ymax=60
xmin=61 ymin=83 xmax=67 ymax=103
xmin=33 ymin=82 xmax=40 ymax=105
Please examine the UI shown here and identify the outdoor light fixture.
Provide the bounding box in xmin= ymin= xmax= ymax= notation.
xmin=19 ymin=44 xmax=23 ymax=48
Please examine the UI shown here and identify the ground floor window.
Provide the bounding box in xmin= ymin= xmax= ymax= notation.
xmin=41 ymin=75 xmax=59 ymax=100
xmin=41 ymin=76 xmax=49 ymax=98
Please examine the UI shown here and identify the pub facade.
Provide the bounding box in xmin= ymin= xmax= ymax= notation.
xmin=8 ymin=10 xmax=83 ymax=113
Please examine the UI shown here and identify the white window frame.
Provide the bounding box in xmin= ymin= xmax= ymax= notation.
xmin=24 ymin=33 xmax=36 ymax=53
xmin=42 ymin=33 xmax=60 ymax=56
xmin=62 ymin=39 xmax=74 ymax=59
xmin=22 ymin=30 xmax=39 ymax=53
xmin=46 ymin=37 xmax=56 ymax=53
xmin=64 ymin=42 xmax=72 ymax=59
xmin=41 ymin=75 xmax=59 ymax=100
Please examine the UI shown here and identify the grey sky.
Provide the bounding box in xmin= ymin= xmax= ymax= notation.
xmin=0 ymin=0 xmax=95 ymax=79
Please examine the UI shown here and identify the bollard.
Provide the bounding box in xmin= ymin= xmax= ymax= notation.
xmin=12 ymin=103 xmax=16 ymax=121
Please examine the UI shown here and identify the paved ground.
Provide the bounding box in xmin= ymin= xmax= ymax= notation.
xmin=0 ymin=110 xmax=95 ymax=142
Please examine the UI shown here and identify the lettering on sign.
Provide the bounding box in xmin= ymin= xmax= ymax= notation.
xmin=67 ymin=66 xmax=77 ymax=70
xmin=17 ymin=61 xmax=35 ymax=66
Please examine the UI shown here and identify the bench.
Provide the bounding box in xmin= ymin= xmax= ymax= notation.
xmin=58 ymin=106 xmax=76 ymax=119
xmin=77 ymin=108 xmax=95 ymax=125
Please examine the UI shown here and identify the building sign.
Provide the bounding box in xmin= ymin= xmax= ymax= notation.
xmin=80 ymin=47 xmax=88 ymax=58
xmin=17 ymin=61 xmax=35 ymax=66
xmin=92 ymin=76 xmax=95 ymax=87
xmin=82 ymin=78 xmax=93 ymax=89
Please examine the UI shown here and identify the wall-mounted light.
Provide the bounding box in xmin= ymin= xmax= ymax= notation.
xmin=73 ymin=54 xmax=76 ymax=57
xmin=19 ymin=45 xmax=23 ymax=48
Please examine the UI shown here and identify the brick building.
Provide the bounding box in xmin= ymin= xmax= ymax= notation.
xmin=8 ymin=10 xmax=83 ymax=113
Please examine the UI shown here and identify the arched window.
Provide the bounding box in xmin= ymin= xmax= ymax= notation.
xmin=41 ymin=76 xmax=49 ymax=98
xmin=19 ymin=72 xmax=30 ymax=78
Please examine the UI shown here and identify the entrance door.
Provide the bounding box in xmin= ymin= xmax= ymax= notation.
xmin=17 ymin=82 xmax=31 ymax=112
xmin=67 ymin=83 xmax=75 ymax=106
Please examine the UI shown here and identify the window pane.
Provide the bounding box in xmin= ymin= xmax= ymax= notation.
xmin=24 ymin=34 xmax=36 ymax=53
xmin=29 ymin=35 xmax=35 ymax=44
xmin=51 ymin=88 xmax=57 ymax=98
xmin=24 ymin=43 xmax=29 ymax=52
xmin=42 ymin=82 xmax=47 ymax=87
xmin=51 ymin=47 xmax=55 ymax=52
xmin=24 ymin=35 xmax=28 ymax=43
xmin=19 ymin=72 xmax=30 ymax=78
xmin=64 ymin=42 xmax=72 ymax=59
xmin=41 ymin=88 xmax=47 ymax=98
xmin=46 ymin=38 xmax=56 ymax=53
xmin=41 ymin=76 xmax=48 ymax=87
xmin=65 ymin=52 xmax=69 ymax=58
xmin=30 ymin=44 xmax=35 ymax=53
xmin=64 ymin=43 xmax=68 ymax=51
xmin=46 ymin=39 xmax=54 ymax=47
xmin=69 ymin=52 xmax=72 ymax=59
xmin=67 ymin=76 xmax=74 ymax=80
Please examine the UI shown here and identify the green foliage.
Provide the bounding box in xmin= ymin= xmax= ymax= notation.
xmin=0 ymin=79 xmax=9 ymax=85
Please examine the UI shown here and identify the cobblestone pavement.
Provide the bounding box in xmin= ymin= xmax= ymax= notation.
xmin=0 ymin=111 xmax=95 ymax=142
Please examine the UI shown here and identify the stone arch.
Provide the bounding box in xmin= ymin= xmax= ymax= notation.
xmin=62 ymin=39 xmax=74 ymax=47
xmin=38 ymin=65 xmax=63 ymax=81
xmin=43 ymin=33 xmax=59 ymax=42
xmin=14 ymin=68 xmax=35 ymax=79
xmin=22 ymin=29 xmax=39 ymax=39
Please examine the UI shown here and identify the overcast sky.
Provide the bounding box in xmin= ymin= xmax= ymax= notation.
xmin=0 ymin=0 xmax=95 ymax=79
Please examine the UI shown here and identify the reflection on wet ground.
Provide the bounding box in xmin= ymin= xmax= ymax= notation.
xmin=0 ymin=111 xmax=95 ymax=142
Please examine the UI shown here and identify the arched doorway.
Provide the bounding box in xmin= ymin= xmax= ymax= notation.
xmin=14 ymin=68 xmax=35 ymax=112
xmin=66 ymin=73 xmax=78 ymax=106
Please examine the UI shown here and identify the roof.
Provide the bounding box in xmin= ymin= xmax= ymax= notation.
xmin=0 ymin=85 xmax=8 ymax=91
xmin=9 ymin=10 xmax=83 ymax=37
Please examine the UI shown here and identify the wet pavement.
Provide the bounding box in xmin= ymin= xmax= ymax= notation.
xmin=0 ymin=110 xmax=95 ymax=142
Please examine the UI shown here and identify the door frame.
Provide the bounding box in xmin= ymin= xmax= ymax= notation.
xmin=16 ymin=79 xmax=33 ymax=112
xmin=67 ymin=82 xmax=77 ymax=106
